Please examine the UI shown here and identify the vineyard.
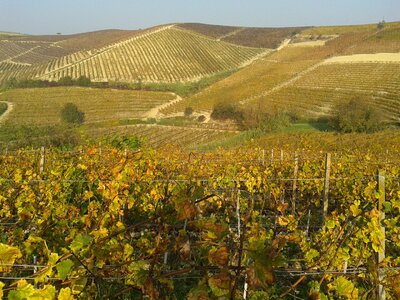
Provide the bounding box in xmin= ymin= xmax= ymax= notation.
xmin=0 ymin=145 xmax=399 ymax=299
xmin=0 ymin=26 xmax=267 ymax=84
xmin=251 ymin=62 xmax=400 ymax=120
xmin=177 ymin=23 xmax=309 ymax=49
xmin=161 ymin=29 xmax=373 ymax=114
xmin=87 ymin=124 xmax=236 ymax=149
xmin=164 ymin=24 xmax=400 ymax=120
xmin=0 ymin=87 xmax=176 ymax=125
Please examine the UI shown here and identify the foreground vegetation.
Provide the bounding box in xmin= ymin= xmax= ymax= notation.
xmin=0 ymin=142 xmax=399 ymax=298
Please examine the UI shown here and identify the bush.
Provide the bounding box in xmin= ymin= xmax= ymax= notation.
xmin=184 ymin=107 xmax=193 ymax=117
xmin=76 ymin=76 xmax=91 ymax=87
xmin=211 ymin=103 xmax=243 ymax=122
xmin=60 ymin=103 xmax=85 ymax=125
xmin=0 ymin=102 xmax=7 ymax=116
xmin=58 ymin=76 xmax=74 ymax=86
xmin=330 ymin=99 xmax=385 ymax=133
xmin=197 ymin=115 xmax=206 ymax=122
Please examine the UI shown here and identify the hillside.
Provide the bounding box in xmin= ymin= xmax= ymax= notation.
xmin=164 ymin=22 xmax=400 ymax=123
xmin=0 ymin=29 xmax=143 ymax=65
xmin=177 ymin=23 xmax=309 ymax=48
xmin=0 ymin=87 xmax=176 ymax=125
xmin=0 ymin=25 xmax=267 ymax=84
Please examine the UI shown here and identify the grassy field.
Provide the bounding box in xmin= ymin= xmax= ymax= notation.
xmin=0 ymin=87 xmax=175 ymax=125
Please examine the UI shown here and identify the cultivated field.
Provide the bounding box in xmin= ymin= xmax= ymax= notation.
xmin=0 ymin=87 xmax=175 ymax=125
xmin=177 ymin=23 xmax=309 ymax=48
xmin=87 ymin=124 xmax=236 ymax=148
xmin=163 ymin=23 xmax=400 ymax=119
xmin=252 ymin=62 xmax=400 ymax=120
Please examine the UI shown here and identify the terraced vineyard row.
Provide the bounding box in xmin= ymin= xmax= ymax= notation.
xmin=252 ymin=62 xmax=400 ymax=120
xmin=88 ymin=124 xmax=236 ymax=148
xmin=0 ymin=87 xmax=176 ymax=125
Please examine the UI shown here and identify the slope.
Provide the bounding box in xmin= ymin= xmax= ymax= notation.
xmin=177 ymin=23 xmax=309 ymax=48
xmin=0 ymin=26 xmax=267 ymax=84
xmin=164 ymin=22 xmax=400 ymax=122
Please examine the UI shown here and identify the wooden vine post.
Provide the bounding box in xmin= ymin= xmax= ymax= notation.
xmin=39 ymin=146 xmax=46 ymax=174
xmin=377 ymin=170 xmax=386 ymax=300
xmin=291 ymin=152 xmax=298 ymax=214
xmin=322 ymin=153 xmax=331 ymax=226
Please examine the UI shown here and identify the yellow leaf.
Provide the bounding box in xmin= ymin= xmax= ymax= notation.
xmin=0 ymin=244 xmax=22 ymax=272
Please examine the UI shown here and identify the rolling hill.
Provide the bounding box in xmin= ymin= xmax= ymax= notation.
xmin=164 ymin=22 xmax=400 ymax=123
xmin=177 ymin=23 xmax=309 ymax=48
xmin=1 ymin=21 xmax=400 ymax=148
xmin=0 ymin=25 xmax=269 ymax=84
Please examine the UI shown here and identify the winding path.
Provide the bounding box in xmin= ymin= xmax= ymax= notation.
xmin=143 ymin=93 xmax=183 ymax=119
xmin=0 ymin=97 xmax=14 ymax=124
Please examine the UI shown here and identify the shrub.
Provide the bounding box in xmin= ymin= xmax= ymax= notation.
xmin=60 ymin=103 xmax=85 ymax=125
xmin=58 ymin=76 xmax=74 ymax=86
xmin=184 ymin=107 xmax=193 ymax=117
xmin=211 ymin=103 xmax=243 ymax=122
xmin=76 ymin=76 xmax=91 ymax=87
xmin=330 ymin=99 xmax=385 ymax=133
xmin=197 ymin=115 xmax=206 ymax=122
xmin=0 ymin=102 xmax=7 ymax=116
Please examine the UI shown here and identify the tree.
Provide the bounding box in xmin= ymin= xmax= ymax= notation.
xmin=184 ymin=107 xmax=193 ymax=117
xmin=60 ymin=103 xmax=85 ymax=125
xmin=210 ymin=103 xmax=243 ymax=122
xmin=377 ymin=20 xmax=386 ymax=30
xmin=330 ymin=99 xmax=385 ymax=133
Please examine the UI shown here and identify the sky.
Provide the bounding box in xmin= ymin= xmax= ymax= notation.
xmin=1 ymin=0 xmax=399 ymax=35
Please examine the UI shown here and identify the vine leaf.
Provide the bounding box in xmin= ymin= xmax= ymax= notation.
xmin=58 ymin=287 xmax=76 ymax=300
xmin=0 ymin=281 xmax=4 ymax=299
xmin=56 ymin=259 xmax=74 ymax=281
xmin=8 ymin=280 xmax=56 ymax=300
xmin=70 ymin=234 xmax=92 ymax=252
xmin=327 ymin=276 xmax=359 ymax=299
xmin=0 ymin=243 xmax=21 ymax=272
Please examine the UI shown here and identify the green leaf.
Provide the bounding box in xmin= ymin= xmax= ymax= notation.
xmin=8 ymin=280 xmax=35 ymax=300
xmin=56 ymin=259 xmax=74 ymax=281
xmin=70 ymin=234 xmax=92 ymax=252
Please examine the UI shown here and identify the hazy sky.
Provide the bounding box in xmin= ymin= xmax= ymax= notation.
xmin=1 ymin=0 xmax=399 ymax=35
